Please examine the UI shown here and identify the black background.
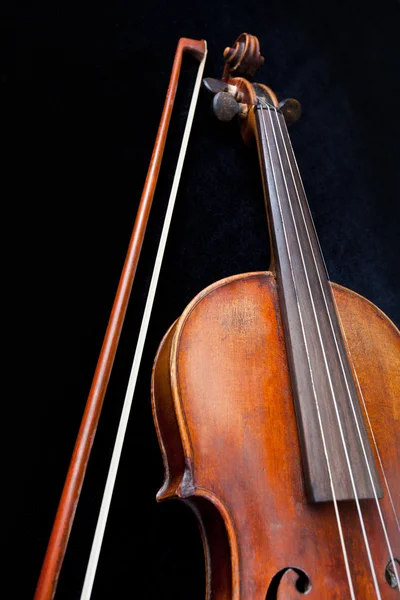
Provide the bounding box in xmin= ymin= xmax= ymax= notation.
xmin=8 ymin=0 xmax=399 ymax=598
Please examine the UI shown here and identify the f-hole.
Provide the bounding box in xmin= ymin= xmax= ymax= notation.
xmin=266 ymin=567 xmax=312 ymax=598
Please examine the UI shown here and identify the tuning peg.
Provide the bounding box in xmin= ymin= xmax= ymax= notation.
xmin=203 ymin=77 xmax=242 ymax=102
xmin=279 ymin=98 xmax=302 ymax=126
xmin=213 ymin=92 xmax=240 ymax=122
xmin=203 ymin=77 xmax=229 ymax=95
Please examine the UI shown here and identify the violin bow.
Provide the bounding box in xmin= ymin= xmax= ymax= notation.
xmin=35 ymin=37 xmax=207 ymax=600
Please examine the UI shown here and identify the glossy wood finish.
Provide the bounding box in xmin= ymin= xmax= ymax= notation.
xmin=152 ymin=271 xmax=400 ymax=599
xmin=34 ymin=37 xmax=206 ymax=600
xmin=222 ymin=33 xmax=264 ymax=81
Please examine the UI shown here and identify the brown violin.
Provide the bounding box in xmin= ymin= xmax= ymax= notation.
xmin=151 ymin=33 xmax=400 ymax=598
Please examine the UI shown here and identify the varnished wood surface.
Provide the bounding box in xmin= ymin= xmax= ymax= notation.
xmin=152 ymin=271 xmax=399 ymax=598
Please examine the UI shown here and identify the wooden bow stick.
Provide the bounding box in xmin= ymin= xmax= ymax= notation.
xmin=35 ymin=37 xmax=207 ymax=600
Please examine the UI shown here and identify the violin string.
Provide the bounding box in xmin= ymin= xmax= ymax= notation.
xmin=264 ymin=106 xmax=384 ymax=598
xmin=271 ymin=105 xmax=400 ymax=593
xmin=259 ymin=107 xmax=356 ymax=600
xmin=266 ymin=106 xmax=383 ymax=598
xmin=278 ymin=118 xmax=400 ymax=533
xmin=275 ymin=111 xmax=400 ymax=588
xmin=79 ymin=46 xmax=208 ymax=600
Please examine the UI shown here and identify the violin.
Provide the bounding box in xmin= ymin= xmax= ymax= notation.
xmin=32 ymin=30 xmax=399 ymax=600
xmin=151 ymin=33 xmax=399 ymax=598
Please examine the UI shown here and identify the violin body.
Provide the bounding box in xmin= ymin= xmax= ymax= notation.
xmin=152 ymin=271 xmax=400 ymax=598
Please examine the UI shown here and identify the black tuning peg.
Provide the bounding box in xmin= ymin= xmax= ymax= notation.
xmin=203 ymin=77 xmax=229 ymax=95
xmin=213 ymin=92 xmax=240 ymax=122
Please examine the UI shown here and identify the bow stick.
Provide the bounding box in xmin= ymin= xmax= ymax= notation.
xmin=35 ymin=37 xmax=207 ymax=600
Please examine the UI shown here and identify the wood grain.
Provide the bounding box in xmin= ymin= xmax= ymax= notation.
xmin=152 ymin=271 xmax=399 ymax=599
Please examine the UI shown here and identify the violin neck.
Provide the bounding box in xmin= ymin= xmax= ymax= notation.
xmin=254 ymin=104 xmax=382 ymax=502
xmin=256 ymin=104 xmax=328 ymax=285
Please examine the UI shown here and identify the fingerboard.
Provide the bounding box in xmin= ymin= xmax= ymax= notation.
xmin=255 ymin=103 xmax=382 ymax=502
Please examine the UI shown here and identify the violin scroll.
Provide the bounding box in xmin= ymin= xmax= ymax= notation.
xmin=222 ymin=32 xmax=264 ymax=80
xmin=205 ymin=33 xmax=301 ymax=146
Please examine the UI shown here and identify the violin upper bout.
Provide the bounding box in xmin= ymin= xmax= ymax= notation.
xmin=152 ymin=274 xmax=400 ymax=599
